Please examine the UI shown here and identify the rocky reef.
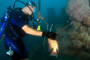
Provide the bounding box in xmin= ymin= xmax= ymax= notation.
xmin=56 ymin=0 xmax=90 ymax=60
xmin=66 ymin=0 xmax=90 ymax=22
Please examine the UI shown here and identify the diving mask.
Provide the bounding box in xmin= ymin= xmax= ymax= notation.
xmin=33 ymin=8 xmax=36 ymax=13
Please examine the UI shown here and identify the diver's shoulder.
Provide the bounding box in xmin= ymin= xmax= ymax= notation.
xmin=12 ymin=8 xmax=22 ymax=13
xmin=11 ymin=8 xmax=22 ymax=16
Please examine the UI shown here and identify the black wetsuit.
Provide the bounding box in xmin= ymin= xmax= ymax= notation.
xmin=4 ymin=8 xmax=29 ymax=60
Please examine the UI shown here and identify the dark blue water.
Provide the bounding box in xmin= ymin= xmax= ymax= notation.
xmin=0 ymin=0 xmax=86 ymax=60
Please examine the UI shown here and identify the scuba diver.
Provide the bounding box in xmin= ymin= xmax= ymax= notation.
xmin=0 ymin=0 xmax=57 ymax=60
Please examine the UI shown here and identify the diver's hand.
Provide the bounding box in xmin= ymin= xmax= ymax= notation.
xmin=42 ymin=31 xmax=57 ymax=40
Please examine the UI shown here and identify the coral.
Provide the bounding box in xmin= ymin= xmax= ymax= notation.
xmin=88 ymin=27 xmax=90 ymax=35
xmin=60 ymin=0 xmax=90 ymax=59
xmin=55 ymin=20 xmax=90 ymax=59
xmin=72 ymin=40 xmax=84 ymax=49
xmin=82 ymin=16 xmax=90 ymax=27
xmin=55 ymin=0 xmax=90 ymax=59
xmin=66 ymin=0 xmax=90 ymax=22
xmin=72 ymin=21 xmax=81 ymax=30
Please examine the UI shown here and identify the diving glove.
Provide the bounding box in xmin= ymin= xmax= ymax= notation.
xmin=42 ymin=31 xmax=57 ymax=40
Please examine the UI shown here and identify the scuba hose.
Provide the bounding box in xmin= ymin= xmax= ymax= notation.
xmin=13 ymin=0 xmax=36 ymax=18
xmin=13 ymin=0 xmax=26 ymax=9
xmin=13 ymin=0 xmax=40 ymax=30
xmin=14 ymin=0 xmax=41 ymax=31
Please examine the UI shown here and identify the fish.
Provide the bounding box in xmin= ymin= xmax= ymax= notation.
xmin=48 ymin=38 xmax=59 ymax=57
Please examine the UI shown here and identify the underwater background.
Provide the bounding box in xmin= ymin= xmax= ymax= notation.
xmin=0 ymin=0 xmax=90 ymax=60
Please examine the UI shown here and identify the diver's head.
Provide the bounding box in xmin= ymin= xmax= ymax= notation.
xmin=26 ymin=1 xmax=36 ymax=12
xmin=22 ymin=1 xmax=36 ymax=15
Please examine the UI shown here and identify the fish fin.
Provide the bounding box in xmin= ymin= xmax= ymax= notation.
xmin=50 ymin=51 xmax=58 ymax=57
xmin=56 ymin=48 xmax=59 ymax=53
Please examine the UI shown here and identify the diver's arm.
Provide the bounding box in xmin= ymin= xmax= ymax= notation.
xmin=22 ymin=25 xmax=57 ymax=40
xmin=22 ymin=25 xmax=43 ymax=36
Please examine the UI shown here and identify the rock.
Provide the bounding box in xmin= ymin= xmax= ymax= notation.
xmin=82 ymin=16 xmax=90 ymax=27
xmin=66 ymin=0 xmax=90 ymax=22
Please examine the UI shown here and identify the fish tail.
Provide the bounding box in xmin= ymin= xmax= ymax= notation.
xmin=50 ymin=51 xmax=58 ymax=57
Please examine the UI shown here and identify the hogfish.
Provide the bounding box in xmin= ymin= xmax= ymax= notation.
xmin=48 ymin=38 xmax=59 ymax=57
